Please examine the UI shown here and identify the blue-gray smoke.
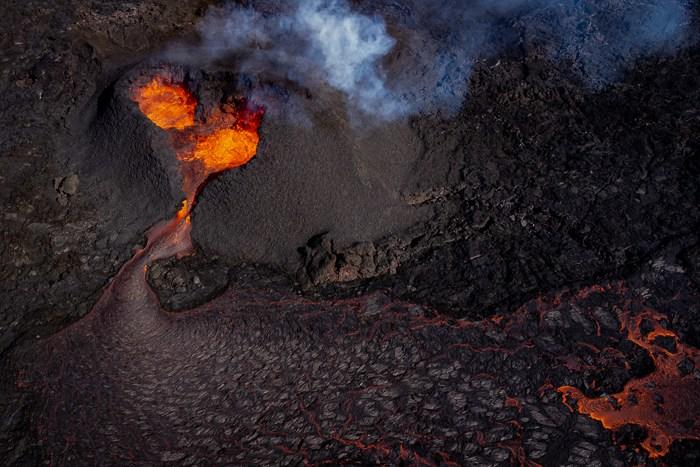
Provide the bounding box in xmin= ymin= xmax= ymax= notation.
xmin=176 ymin=0 xmax=694 ymax=120
xmin=184 ymin=0 xmax=406 ymax=119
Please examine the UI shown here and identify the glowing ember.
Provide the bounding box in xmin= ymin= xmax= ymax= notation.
xmin=134 ymin=78 xmax=196 ymax=130
xmin=558 ymin=309 xmax=700 ymax=458
xmin=176 ymin=199 xmax=189 ymax=221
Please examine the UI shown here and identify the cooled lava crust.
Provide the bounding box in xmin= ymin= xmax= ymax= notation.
xmin=1 ymin=1 xmax=700 ymax=466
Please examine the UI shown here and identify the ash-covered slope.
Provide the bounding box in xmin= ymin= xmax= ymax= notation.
xmin=192 ymin=100 xmax=427 ymax=268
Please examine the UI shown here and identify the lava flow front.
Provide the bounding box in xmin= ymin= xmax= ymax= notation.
xmin=559 ymin=308 xmax=700 ymax=458
xmin=133 ymin=76 xmax=263 ymax=216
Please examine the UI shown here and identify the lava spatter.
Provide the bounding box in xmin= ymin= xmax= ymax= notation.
xmin=559 ymin=308 xmax=700 ymax=458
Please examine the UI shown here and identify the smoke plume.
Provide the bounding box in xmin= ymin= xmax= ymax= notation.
xmin=166 ymin=0 xmax=694 ymax=120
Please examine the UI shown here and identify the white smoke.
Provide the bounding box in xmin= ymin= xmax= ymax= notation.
xmin=165 ymin=0 xmax=694 ymax=121
xmin=295 ymin=0 xmax=406 ymax=117
xmin=188 ymin=0 xmax=405 ymax=119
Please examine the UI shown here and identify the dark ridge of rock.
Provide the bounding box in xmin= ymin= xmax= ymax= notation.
xmin=373 ymin=48 xmax=700 ymax=318
xmin=146 ymin=256 xmax=291 ymax=312
xmin=147 ymin=255 xmax=231 ymax=311
xmin=80 ymin=67 xmax=185 ymax=237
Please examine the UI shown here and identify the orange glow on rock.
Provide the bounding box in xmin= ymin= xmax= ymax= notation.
xmin=133 ymin=78 xmax=196 ymax=130
xmin=558 ymin=308 xmax=700 ymax=459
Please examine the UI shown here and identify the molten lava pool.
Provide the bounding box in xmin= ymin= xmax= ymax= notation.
xmin=134 ymin=77 xmax=197 ymax=130
xmin=559 ymin=308 xmax=700 ymax=458
xmin=132 ymin=76 xmax=263 ymax=213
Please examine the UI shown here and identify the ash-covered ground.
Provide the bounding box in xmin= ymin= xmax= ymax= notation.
xmin=1 ymin=0 xmax=699 ymax=466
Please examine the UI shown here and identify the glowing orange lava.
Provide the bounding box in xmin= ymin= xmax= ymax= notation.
xmin=189 ymin=128 xmax=259 ymax=171
xmin=176 ymin=199 xmax=189 ymax=221
xmin=134 ymin=78 xmax=196 ymax=130
xmin=132 ymin=75 xmax=263 ymax=220
xmin=559 ymin=309 xmax=700 ymax=459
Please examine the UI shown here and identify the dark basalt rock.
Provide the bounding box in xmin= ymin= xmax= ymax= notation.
xmin=1 ymin=0 xmax=700 ymax=465
xmin=147 ymin=255 xmax=231 ymax=311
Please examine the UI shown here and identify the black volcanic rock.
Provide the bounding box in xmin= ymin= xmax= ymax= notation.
xmin=1 ymin=0 xmax=700 ymax=465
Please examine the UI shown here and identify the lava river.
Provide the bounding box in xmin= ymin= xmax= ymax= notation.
xmin=4 ymin=76 xmax=700 ymax=466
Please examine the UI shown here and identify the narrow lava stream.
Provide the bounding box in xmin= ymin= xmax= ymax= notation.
xmin=73 ymin=77 xmax=264 ymax=343
xmin=122 ymin=76 xmax=263 ymax=299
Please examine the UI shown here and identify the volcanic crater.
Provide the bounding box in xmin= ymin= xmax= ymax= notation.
xmin=1 ymin=1 xmax=700 ymax=466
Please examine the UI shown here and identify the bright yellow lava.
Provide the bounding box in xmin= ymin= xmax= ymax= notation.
xmin=176 ymin=199 xmax=189 ymax=220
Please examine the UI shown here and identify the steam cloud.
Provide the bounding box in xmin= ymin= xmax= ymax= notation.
xmin=193 ymin=0 xmax=406 ymax=119
xmin=167 ymin=0 xmax=693 ymax=120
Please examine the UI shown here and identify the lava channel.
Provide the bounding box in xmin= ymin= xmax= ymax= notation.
xmin=49 ymin=74 xmax=267 ymax=354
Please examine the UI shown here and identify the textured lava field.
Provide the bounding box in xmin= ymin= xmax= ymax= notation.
xmin=8 ymin=221 xmax=700 ymax=465
xmin=1 ymin=1 xmax=700 ymax=466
